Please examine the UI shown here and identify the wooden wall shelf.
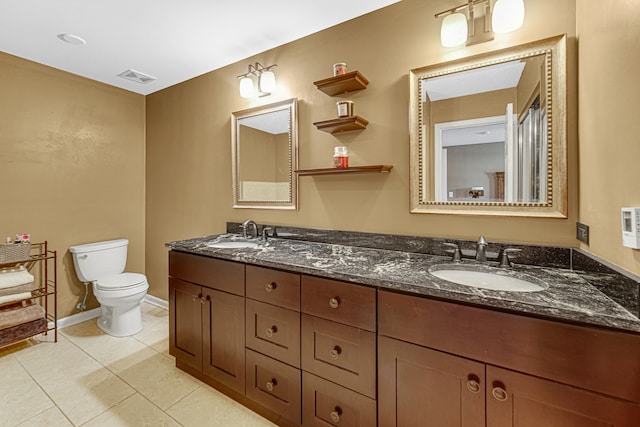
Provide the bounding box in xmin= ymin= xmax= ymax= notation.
xmin=313 ymin=116 xmax=369 ymax=133
xmin=313 ymin=71 xmax=369 ymax=96
xmin=295 ymin=165 xmax=393 ymax=176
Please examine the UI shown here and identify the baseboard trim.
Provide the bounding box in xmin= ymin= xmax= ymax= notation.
xmin=144 ymin=294 xmax=168 ymax=310
xmin=54 ymin=307 xmax=101 ymax=330
xmin=52 ymin=295 xmax=168 ymax=330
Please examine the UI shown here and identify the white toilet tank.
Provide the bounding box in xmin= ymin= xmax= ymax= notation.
xmin=69 ymin=239 xmax=129 ymax=283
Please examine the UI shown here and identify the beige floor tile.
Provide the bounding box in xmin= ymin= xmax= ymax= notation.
xmin=134 ymin=306 xmax=170 ymax=354
xmin=62 ymin=320 xmax=157 ymax=374
xmin=16 ymin=406 xmax=73 ymax=427
xmin=15 ymin=337 xmax=136 ymax=426
xmin=82 ymin=393 xmax=181 ymax=427
xmin=119 ymin=352 xmax=201 ymax=410
xmin=0 ymin=355 xmax=55 ymax=426
xmin=167 ymin=386 xmax=278 ymax=427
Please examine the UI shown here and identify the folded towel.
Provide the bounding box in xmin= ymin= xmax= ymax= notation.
xmin=0 ymin=267 xmax=35 ymax=289
xmin=0 ymin=303 xmax=45 ymax=330
xmin=0 ymin=282 xmax=36 ymax=297
xmin=0 ymin=292 xmax=32 ymax=307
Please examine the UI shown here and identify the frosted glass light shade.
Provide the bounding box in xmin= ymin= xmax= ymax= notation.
xmin=259 ymin=70 xmax=276 ymax=93
xmin=239 ymin=77 xmax=255 ymax=98
xmin=492 ymin=0 xmax=525 ymax=33
xmin=440 ymin=13 xmax=468 ymax=47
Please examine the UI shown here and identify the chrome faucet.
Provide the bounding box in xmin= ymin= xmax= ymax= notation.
xmin=475 ymin=235 xmax=488 ymax=262
xmin=240 ymin=220 xmax=258 ymax=239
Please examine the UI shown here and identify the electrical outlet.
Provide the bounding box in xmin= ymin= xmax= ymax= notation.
xmin=576 ymin=222 xmax=589 ymax=245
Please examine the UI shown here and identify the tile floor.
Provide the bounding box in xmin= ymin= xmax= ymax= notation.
xmin=0 ymin=302 xmax=278 ymax=427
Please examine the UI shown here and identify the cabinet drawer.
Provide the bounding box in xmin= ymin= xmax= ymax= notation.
xmin=246 ymin=265 xmax=300 ymax=311
xmin=302 ymin=371 xmax=376 ymax=427
xmin=246 ymin=349 xmax=301 ymax=424
xmin=302 ymin=314 xmax=376 ymax=398
xmin=169 ymin=251 xmax=245 ymax=296
xmin=378 ymin=290 xmax=640 ymax=404
xmin=246 ymin=299 xmax=301 ymax=368
xmin=302 ymin=276 xmax=376 ymax=331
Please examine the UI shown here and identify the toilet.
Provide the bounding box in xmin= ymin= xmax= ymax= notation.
xmin=69 ymin=239 xmax=149 ymax=337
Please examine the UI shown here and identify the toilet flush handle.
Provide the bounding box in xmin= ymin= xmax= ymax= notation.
xmin=79 ymin=254 xmax=88 ymax=259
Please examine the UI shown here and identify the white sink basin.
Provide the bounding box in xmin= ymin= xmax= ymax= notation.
xmin=205 ymin=241 xmax=259 ymax=249
xmin=429 ymin=265 xmax=547 ymax=292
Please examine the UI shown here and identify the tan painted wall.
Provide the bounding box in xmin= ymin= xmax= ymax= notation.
xmin=576 ymin=1 xmax=640 ymax=275
xmin=146 ymin=0 xmax=578 ymax=299
xmin=0 ymin=52 xmax=146 ymax=317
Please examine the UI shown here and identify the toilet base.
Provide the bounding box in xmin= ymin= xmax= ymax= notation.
xmin=96 ymin=296 xmax=145 ymax=337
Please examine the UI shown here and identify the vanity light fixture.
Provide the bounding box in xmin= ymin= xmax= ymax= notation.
xmin=435 ymin=0 xmax=525 ymax=47
xmin=237 ymin=62 xmax=277 ymax=98
xmin=492 ymin=0 xmax=525 ymax=33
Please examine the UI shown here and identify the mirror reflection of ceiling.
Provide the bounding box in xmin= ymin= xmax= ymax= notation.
xmin=442 ymin=122 xmax=506 ymax=147
xmin=423 ymin=61 xmax=526 ymax=101
xmin=240 ymin=109 xmax=290 ymax=134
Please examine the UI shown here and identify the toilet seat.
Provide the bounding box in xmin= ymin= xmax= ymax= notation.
xmin=95 ymin=272 xmax=148 ymax=292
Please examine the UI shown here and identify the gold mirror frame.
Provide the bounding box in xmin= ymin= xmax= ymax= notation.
xmin=410 ymin=35 xmax=567 ymax=217
xmin=231 ymin=98 xmax=298 ymax=210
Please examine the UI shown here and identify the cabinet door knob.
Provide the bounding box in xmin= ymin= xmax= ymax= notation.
xmin=265 ymin=282 xmax=277 ymax=292
xmin=193 ymin=293 xmax=202 ymax=302
xmin=492 ymin=386 xmax=508 ymax=402
xmin=466 ymin=379 xmax=480 ymax=393
xmin=330 ymin=407 xmax=342 ymax=423
xmin=265 ymin=378 xmax=277 ymax=392
xmin=329 ymin=297 xmax=340 ymax=309
xmin=265 ymin=326 xmax=277 ymax=338
xmin=329 ymin=346 xmax=342 ymax=360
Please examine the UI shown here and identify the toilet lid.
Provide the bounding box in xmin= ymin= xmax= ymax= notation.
xmin=96 ymin=272 xmax=148 ymax=291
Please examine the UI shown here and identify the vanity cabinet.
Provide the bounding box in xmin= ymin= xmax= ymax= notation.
xmin=378 ymin=290 xmax=640 ymax=427
xmin=168 ymin=251 xmax=245 ymax=394
xmin=301 ymin=276 xmax=377 ymax=426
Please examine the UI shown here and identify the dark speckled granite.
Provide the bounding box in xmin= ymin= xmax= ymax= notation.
xmin=168 ymin=231 xmax=640 ymax=334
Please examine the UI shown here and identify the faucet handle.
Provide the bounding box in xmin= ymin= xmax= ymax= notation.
xmin=261 ymin=227 xmax=273 ymax=242
xmin=477 ymin=235 xmax=488 ymax=246
xmin=499 ymin=248 xmax=522 ymax=267
xmin=443 ymin=242 xmax=463 ymax=263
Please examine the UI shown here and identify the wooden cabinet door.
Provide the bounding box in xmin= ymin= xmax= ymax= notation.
xmin=487 ymin=366 xmax=640 ymax=427
xmin=202 ymin=287 xmax=246 ymax=394
xmin=169 ymin=278 xmax=203 ymax=372
xmin=378 ymin=335 xmax=485 ymax=427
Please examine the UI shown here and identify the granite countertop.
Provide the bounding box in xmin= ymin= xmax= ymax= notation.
xmin=166 ymin=233 xmax=640 ymax=334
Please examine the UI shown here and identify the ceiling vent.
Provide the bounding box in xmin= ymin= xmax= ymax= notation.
xmin=118 ymin=69 xmax=156 ymax=84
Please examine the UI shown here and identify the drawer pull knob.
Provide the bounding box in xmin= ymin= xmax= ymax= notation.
xmin=329 ymin=346 xmax=342 ymax=360
xmin=265 ymin=282 xmax=277 ymax=292
xmin=265 ymin=326 xmax=278 ymax=338
xmin=330 ymin=407 xmax=342 ymax=423
xmin=492 ymin=386 xmax=508 ymax=402
xmin=466 ymin=379 xmax=480 ymax=393
xmin=329 ymin=297 xmax=340 ymax=309
xmin=265 ymin=378 xmax=277 ymax=392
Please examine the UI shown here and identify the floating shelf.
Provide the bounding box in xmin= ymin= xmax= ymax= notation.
xmin=313 ymin=71 xmax=369 ymax=96
xmin=295 ymin=165 xmax=393 ymax=176
xmin=313 ymin=116 xmax=369 ymax=133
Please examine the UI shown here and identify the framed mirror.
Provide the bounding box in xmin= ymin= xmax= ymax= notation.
xmin=410 ymin=35 xmax=567 ymax=217
xmin=231 ymin=98 xmax=298 ymax=209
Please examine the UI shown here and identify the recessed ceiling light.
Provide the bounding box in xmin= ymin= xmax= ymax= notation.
xmin=57 ymin=33 xmax=86 ymax=45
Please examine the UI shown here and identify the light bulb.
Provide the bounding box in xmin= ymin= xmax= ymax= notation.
xmin=259 ymin=70 xmax=276 ymax=93
xmin=492 ymin=0 xmax=525 ymax=34
xmin=239 ymin=76 xmax=255 ymax=98
xmin=440 ymin=13 xmax=468 ymax=47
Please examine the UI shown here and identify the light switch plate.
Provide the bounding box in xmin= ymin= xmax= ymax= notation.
xmin=576 ymin=222 xmax=589 ymax=245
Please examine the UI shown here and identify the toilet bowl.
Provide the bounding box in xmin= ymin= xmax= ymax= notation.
xmin=69 ymin=239 xmax=149 ymax=337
